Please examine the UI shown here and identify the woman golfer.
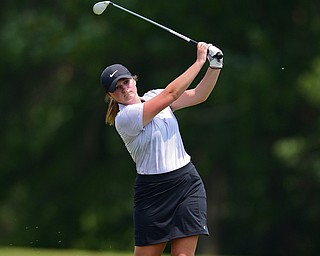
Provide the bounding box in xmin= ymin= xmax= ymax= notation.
xmin=101 ymin=42 xmax=223 ymax=256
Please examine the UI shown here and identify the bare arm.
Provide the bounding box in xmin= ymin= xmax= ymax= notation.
xmin=142 ymin=42 xmax=208 ymax=126
xmin=170 ymin=67 xmax=221 ymax=111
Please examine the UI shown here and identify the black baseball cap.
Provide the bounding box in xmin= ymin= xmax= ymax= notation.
xmin=100 ymin=64 xmax=132 ymax=93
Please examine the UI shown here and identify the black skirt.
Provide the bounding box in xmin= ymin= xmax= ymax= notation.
xmin=133 ymin=162 xmax=209 ymax=246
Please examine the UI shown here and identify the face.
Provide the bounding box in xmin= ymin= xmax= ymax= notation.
xmin=109 ymin=78 xmax=139 ymax=105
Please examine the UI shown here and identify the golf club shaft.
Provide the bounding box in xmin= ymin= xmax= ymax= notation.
xmin=109 ymin=2 xmax=198 ymax=45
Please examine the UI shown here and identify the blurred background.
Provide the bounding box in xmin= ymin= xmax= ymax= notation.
xmin=0 ymin=0 xmax=319 ymax=255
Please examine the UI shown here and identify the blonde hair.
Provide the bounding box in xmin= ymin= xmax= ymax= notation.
xmin=104 ymin=75 xmax=138 ymax=126
xmin=105 ymin=95 xmax=119 ymax=126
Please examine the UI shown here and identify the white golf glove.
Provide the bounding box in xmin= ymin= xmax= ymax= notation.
xmin=207 ymin=44 xmax=223 ymax=69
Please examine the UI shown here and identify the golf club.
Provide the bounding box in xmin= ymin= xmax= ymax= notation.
xmin=93 ymin=1 xmax=198 ymax=45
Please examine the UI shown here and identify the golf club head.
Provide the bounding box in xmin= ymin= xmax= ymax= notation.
xmin=93 ymin=1 xmax=111 ymax=15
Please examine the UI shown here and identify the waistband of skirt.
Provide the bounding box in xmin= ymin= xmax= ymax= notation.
xmin=136 ymin=161 xmax=195 ymax=183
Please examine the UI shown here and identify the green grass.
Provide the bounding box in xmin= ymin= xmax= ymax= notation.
xmin=0 ymin=247 xmax=230 ymax=256
xmin=0 ymin=247 xmax=132 ymax=256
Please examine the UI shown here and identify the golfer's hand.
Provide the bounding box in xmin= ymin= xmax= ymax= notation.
xmin=207 ymin=44 xmax=223 ymax=69
xmin=197 ymin=42 xmax=209 ymax=65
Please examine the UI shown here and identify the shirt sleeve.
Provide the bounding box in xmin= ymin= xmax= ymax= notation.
xmin=115 ymin=103 xmax=144 ymax=137
xmin=141 ymin=89 xmax=164 ymax=101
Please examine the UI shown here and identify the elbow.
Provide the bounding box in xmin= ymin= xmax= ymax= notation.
xmin=202 ymin=95 xmax=210 ymax=102
xmin=171 ymin=92 xmax=181 ymax=101
xmin=197 ymin=94 xmax=209 ymax=104
xmin=166 ymin=88 xmax=182 ymax=102
xmin=197 ymin=97 xmax=207 ymax=105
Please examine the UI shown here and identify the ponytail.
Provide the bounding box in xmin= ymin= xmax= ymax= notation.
xmin=105 ymin=95 xmax=119 ymax=126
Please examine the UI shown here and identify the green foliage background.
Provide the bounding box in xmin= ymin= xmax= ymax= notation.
xmin=1 ymin=0 xmax=319 ymax=255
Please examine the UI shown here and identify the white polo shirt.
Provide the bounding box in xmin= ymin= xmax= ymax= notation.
xmin=115 ymin=89 xmax=190 ymax=175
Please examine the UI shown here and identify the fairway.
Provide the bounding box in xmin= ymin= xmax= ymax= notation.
xmin=0 ymin=247 xmax=133 ymax=256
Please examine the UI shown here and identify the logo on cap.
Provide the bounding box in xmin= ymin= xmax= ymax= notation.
xmin=100 ymin=64 xmax=132 ymax=93
xmin=109 ymin=70 xmax=118 ymax=77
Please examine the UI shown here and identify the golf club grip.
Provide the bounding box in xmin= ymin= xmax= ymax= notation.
xmin=189 ymin=39 xmax=198 ymax=45
xmin=188 ymin=39 xmax=211 ymax=56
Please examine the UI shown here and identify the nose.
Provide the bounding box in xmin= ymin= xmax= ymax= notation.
xmin=119 ymin=82 xmax=129 ymax=92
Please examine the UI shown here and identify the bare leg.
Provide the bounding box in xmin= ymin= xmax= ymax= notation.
xmin=134 ymin=242 xmax=167 ymax=256
xmin=171 ymin=236 xmax=199 ymax=256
